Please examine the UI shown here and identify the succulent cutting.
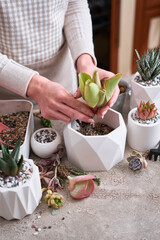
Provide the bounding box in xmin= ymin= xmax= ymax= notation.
xmin=127 ymin=150 xmax=148 ymax=171
xmin=78 ymin=71 xmax=122 ymax=108
xmin=68 ymin=175 xmax=95 ymax=199
xmin=0 ymin=138 xmax=23 ymax=177
xmin=135 ymin=48 xmax=160 ymax=82
xmin=137 ymin=101 xmax=157 ymax=120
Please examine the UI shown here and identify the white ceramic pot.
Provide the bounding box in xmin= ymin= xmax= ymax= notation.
xmin=0 ymin=100 xmax=34 ymax=158
xmin=63 ymin=108 xmax=127 ymax=171
xmin=127 ymin=108 xmax=160 ymax=152
xmin=130 ymin=72 xmax=160 ymax=111
xmin=31 ymin=128 xmax=61 ymax=158
xmin=0 ymin=159 xmax=42 ymax=220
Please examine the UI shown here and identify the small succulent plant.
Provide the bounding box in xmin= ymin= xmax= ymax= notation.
xmin=78 ymin=71 xmax=122 ymax=108
xmin=127 ymin=150 xmax=148 ymax=171
xmin=135 ymin=48 xmax=160 ymax=81
xmin=137 ymin=101 xmax=157 ymax=120
xmin=0 ymin=138 xmax=23 ymax=177
xmin=44 ymin=189 xmax=63 ymax=209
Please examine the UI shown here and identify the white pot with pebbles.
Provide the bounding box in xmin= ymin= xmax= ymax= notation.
xmin=31 ymin=128 xmax=61 ymax=158
xmin=127 ymin=101 xmax=160 ymax=152
xmin=0 ymin=139 xmax=42 ymax=220
xmin=130 ymin=48 xmax=160 ymax=111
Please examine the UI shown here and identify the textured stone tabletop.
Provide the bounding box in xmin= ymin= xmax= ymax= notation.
xmin=1 ymin=78 xmax=160 ymax=240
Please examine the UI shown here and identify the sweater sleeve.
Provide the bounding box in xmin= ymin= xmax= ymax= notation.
xmin=64 ymin=0 xmax=97 ymax=66
xmin=0 ymin=53 xmax=38 ymax=98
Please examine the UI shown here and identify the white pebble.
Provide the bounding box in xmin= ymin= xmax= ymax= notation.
xmin=33 ymin=232 xmax=38 ymax=236
xmin=38 ymin=228 xmax=41 ymax=232
xmin=37 ymin=215 xmax=41 ymax=219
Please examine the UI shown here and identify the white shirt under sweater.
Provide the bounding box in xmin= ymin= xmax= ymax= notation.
xmin=0 ymin=0 xmax=96 ymax=98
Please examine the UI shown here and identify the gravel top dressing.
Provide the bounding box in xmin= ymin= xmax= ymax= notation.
xmin=0 ymin=161 xmax=33 ymax=188
xmin=34 ymin=129 xmax=57 ymax=143
xmin=131 ymin=111 xmax=160 ymax=125
xmin=135 ymin=75 xmax=160 ymax=87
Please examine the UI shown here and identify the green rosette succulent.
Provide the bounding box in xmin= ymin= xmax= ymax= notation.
xmin=78 ymin=71 xmax=122 ymax=108
xmin=0 ymin=138 xmax=23 ymax=177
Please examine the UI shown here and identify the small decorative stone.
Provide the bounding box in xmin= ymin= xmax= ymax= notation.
xmin=51 ymin=210 xmax=59 ymax=216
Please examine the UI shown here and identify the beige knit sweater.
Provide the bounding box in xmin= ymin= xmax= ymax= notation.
xmin=0 ymin=0 xmax=95 ymax=98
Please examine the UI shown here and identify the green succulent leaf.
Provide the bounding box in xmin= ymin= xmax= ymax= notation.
xmin=11 ymin=138 xmax=21 ymax=163
xmin=78 ymin=73 xmax=92 ymax=98
xmin=84 ymin=82 xmax=100 ymax=108
xmin=17 ymin=155 xmax=24 ymax=175
xmin=93 ymin=71 xmax=102 ymax=89
xmin=0 ymin=157 xmax=10 ymax=175
xmin=1 ymin=143 xmax=10 ymax=162
xmin=96 ymin=90 xmax=106 ymax=107
xmin=104 ymin=73 xmax=122 ymax=102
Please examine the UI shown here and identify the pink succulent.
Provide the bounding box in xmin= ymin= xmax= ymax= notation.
xmin=137 ymin=101 xmax=157 ymax=120
xmin=68 ymin=175 xmax=95 ymax=199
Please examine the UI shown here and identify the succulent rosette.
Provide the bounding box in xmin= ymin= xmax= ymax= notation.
xmin=127 ymin=150 xmax=148 ymax=171
xmin=78 ymin=71 xmax=122 ymax=108
xmin=137 ymin=101 xmax=157 ymax=120
xmin=68 ymin=175 xmax=95 ymax=199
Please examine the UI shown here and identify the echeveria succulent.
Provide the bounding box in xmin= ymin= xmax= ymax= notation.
xmin=137 ymin=101 xmax=157 ymax=120
xmin=78 ymin=71 xmax=122 ymax=108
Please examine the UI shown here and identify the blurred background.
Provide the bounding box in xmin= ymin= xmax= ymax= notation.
xmin=88 ymin=0 xmax=160 ymax=77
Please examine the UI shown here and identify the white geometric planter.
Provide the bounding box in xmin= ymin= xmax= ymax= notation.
xmin=0 ymin=159 xmax=42 ymax=220
xmin=63 ymin=108 xmax=127 ymax=171
xmin=130 ymin=72 xmax=160 ymax=111
xmin=127 ymin=108 xmax=160 ymax=152
xmin=0 ymin=100 xmax=34 ymax=158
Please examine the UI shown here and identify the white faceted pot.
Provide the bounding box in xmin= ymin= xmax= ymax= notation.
xmin=127 ymin=108 xmax=160 ymax=152
xmin=0 ymin=159 xmax=42 ymax=220
xmin=130 ymin=72 xmax=160 ymax=111
xmin=63 ymin=109 xmax=127 ymax=171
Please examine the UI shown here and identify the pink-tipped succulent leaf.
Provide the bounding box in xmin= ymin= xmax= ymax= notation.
xmin=68 ymin=175 xmax=95 ymax=199
xmin=137 ymin=101 xmax=157 ymax=120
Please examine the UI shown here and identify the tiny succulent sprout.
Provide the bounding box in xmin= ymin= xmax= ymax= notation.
xmin=0 ymin=138 xmax=23 ymax=177
xmin=137 ymin=101 xmax=157 ymax=120
xmin=44 ymin=189 xmax=63 ymax=209
xmin=68 ymin=175 xmax=95 ymax=199
xmin=78 ymin=71 xmax=122 ymax=108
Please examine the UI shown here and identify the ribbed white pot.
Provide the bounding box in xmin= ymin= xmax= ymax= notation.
xmin=130 ymin=72 xmax=160 ymax=111
xmin=127 ymin=108 xmax=160 ymax=152
xmin=0 ymin=159 xmax=42 ymax=220
xmin=63 ymin=108 xmax=127 ymax=171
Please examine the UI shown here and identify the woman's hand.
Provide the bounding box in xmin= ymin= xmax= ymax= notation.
xmin=27 ymin=74 xmax=94 ymax=123
xmin=75 ymin=54 xmax=120 ymax=119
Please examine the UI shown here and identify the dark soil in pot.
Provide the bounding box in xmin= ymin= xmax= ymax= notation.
xmin=76 ymin=120 xmax=113 ymax=136
xmin=0 ymin=111 xmax=29 ymax=148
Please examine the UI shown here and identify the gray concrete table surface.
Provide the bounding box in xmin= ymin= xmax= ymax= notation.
xmin=1 ymin=76 xmax=160 ymax=240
